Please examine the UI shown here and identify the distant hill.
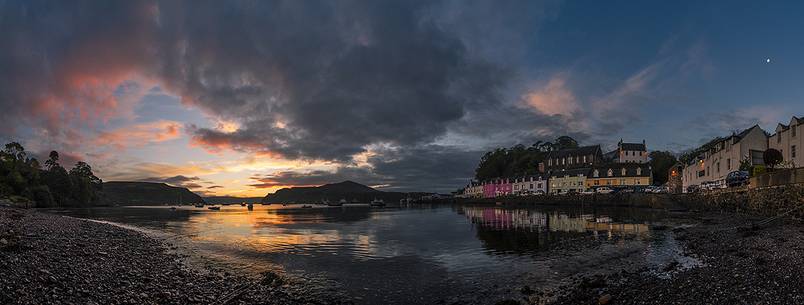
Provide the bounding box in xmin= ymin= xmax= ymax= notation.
xmin=100 ymin=181 xmax=205 ymax=206
xmin=263 ymin=181 xmax=420 ymax=203
xmin=203 ymin=196 xmax=265 ymax=204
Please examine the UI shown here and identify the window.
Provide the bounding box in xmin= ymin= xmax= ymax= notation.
xmin=636 ymin=167 xmax=642 ymax=175
xmin=607 ymin=169 xmax=613 ymax=177
xmin=793 ymin=145 xmax=797 ymax=158
xmin=716 ymin=161 xmax=720 ymax=173
xmin=583 ymin=156 xmax=587 ymax=163
xmin=562 ymin=158 xmax=565 ymax=165
xmin=548 ymin=159 xmax=552 ymax=166
xmin=727 ymin=158 xmax=731 ymax=170
xmin=640 ymin=151 xmax=643 ymax=156
xmin=593 ymin=169 xmax=599 ymax=177
xmin=778 ymin=135 xmax=782 ymax=143
xmin=793 ymin=126 xmax=797 ymax=137
xmin=621 ymin=168 xmax=626 ymax=176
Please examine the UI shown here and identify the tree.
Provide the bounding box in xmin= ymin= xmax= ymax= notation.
xmin=553 ymin=136 xmax=579 ymax=150
xmin=763 ymin=148 xmax=783 ymax=170
xmin=45 ymin=151 xmax=60 ymax=170
xmin=649 ymin=151 xmax=677 ymax=185
xmin=3 ymin=142 xmax=27 ymax=162
xmin=474 ymin=135 xmax=577 ymax=180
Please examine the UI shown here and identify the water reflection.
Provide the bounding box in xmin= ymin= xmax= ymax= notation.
xmin=461 ymin=206 xmax=652 ymax=255
xmin=46 ymin=204 xmax=674 ymax=305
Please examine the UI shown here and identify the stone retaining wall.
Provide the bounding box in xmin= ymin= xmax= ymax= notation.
xmin=454 ymin=184 xmax=804 ymax=217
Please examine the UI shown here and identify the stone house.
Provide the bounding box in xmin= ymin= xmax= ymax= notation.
xmin=768 ymin=116 xmax=803 ymax=167
xmin=682 ymin=125 xmax=768 ymax=191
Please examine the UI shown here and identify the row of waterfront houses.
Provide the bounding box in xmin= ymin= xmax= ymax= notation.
xmin=464 ymin=115 xmax=803 ymax=198
xmin=673 ymin=116 xmax=803 ymax=192
xmin=463 ymin=140 xmax=653 ymax=198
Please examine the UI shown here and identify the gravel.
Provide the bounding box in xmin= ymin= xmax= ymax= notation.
xmin=0 ymin=207 xmax=350 ymax=305
xmin=551 ymin=212 xmax=804 ymax=304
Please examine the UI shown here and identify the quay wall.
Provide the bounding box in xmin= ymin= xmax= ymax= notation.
xmin=451 ymin=184 xmax=804 ymax=217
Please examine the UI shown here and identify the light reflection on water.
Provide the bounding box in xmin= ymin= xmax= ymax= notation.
xmin=48 ymin=204 xmax=681 ymax=304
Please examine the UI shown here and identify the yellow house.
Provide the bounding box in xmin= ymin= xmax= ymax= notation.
xmin=585 ymin=164 xmax=652 ymax=189
xmin=549 ymin=168 xmax=591 ymax=194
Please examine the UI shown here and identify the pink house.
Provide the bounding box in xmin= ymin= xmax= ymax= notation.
xmin=482 ymin=179 xmax=513 ymax=198
xmin=483 ymin=182 xmax=496 ymax=198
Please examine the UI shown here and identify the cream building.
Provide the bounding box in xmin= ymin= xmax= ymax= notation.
xmin=681 ymin=125 xmax=768 ymax=191
xmin=463 ymin=182 xmax=484 ymax=198
xmin=512 ymin=176 xmax=547 ymax=195
xmin=549 ymin=168 xmax=591 ymax=194
xmin=768 ymin=116 xmax=803 ymax=167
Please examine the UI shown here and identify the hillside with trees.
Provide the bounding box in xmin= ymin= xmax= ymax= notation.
xmin=0 ymin=142 xmax=102 ymax=207
xmin=263 ymin=181 xmax=424 ymax=203
xmin=474 ymin=136 xmax=676 ymax=186
xmin=100 ymin=182 xmax=204 ymax=206
xmin=474 ymin=136 xmax=579 ymax=181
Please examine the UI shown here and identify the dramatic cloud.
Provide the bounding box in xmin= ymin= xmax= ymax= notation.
xmin=95 ymin=120 xmax=182 ymax=149
xmin=251 ymin=144 xmax=481 ymax=193
xmin=524 ymin=76 xmax=579 ymax=117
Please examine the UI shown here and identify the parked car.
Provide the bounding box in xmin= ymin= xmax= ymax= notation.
xmin=533 ymin=190 xmax=545 ymax=195
xmin=580 ymin=189 xmax=596 ymax=195
xmin=726 ymin=171 xmax=750 ymax=187
xmin=595 ymin=187 xmax=614 ymax=194
xmin=686 ymin=185 xmax=700 ymax=193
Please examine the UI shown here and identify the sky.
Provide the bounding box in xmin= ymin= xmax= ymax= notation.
xmin=1 ymin=0 xmax=802 ymax=196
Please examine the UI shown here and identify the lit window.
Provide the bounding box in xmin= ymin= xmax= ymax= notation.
xmin=607 ymin=169 xmax=613 ymax=177
xmin=621 ymin=168 xmax=626 ymax=176
xmin=593 ymin=169 xmax=599 ymax=177
xmin=636 ymin=167 xmax=642 ymax=175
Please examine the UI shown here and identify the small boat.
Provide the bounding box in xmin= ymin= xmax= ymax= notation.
xmin=321 ymin=199 xmax=332 ymax=205
xmin=247 ymin=203 xmax=254 ymax=210
xmin=170 ymin=207 xmax=177 ymax=210
xmin=240 ymin=202 xmax=247 ymax=207
xmin=208 ymin=206 xmax=221 ymax=210
xmin=194 ymin=204 xmax=204 ymax=208
xmin=261 ymin=202 xmax=271 ymax=205
xmin=339 ymin=199 xmax=348 ymax=205
xmin=222 ymin=203 xmax=231 ymax=206
xmin=282 ymin=202 xmax=288 ymax=206
xmin=301 ymin=205 xmax=313 ymax=209
xmin=370 ymin=198 xmax=385 ymax=207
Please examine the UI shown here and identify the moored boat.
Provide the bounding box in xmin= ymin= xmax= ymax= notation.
xmin=370 ymin=198 xmax=385 ymax=207
xmin=301 ymin=205 xmax=313 ymax=209
xmin=208 ymin=206 xmax=221 ymax=210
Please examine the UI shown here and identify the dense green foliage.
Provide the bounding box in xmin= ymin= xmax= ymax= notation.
xmin=0 ymin=142 xmax=102 ymax=207
xmin=648 ymin=151 xmax=677 ymax=185
xmin=474 ymin=136 xmax=579 ymax=180
xmin=763 ymin=148 xmax=783 ymax=170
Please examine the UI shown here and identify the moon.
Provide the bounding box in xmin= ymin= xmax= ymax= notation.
xmin=766 ymin=58 xmax=771 ymax=63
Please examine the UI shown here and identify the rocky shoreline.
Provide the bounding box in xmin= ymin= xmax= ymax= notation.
xmin=548 ymin=211 xmax=804 ymax=305
xmin=0 ymin=207 xmax=348 ymax=305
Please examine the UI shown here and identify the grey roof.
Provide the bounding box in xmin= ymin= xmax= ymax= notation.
xmin=546 ymin=145 xmax=601 ymax=159
xmin=590 ymin=164 xmax=651 ymax=178
xmin=620 ymin=143 xmax=646 ymax=151
xmin=549 ymin=167 xmax=592 ymax=178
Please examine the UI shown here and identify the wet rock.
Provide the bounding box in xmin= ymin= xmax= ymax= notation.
xmin=520 ymin=285 xmax=534 ymax=295
xmin=598 ymin=294 xmax=612 ymax=305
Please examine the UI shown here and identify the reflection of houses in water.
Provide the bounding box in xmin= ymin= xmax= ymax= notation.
xmin=464 ymin=207 xmax=548 ymax=231
xmin=462 ymin=207 xmax=649 ymax=237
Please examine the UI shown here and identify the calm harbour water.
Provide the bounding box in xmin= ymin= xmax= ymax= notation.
xmin=47 ymin=204 xmax=692 ymax=304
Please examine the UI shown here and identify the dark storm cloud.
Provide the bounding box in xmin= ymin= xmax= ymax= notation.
xmin=251 ymin=144 xmax=481 ymax=193
xmin=0 ymin=0 xmax=568 ymax=192
xmin=0 ymin=0 xmax=520 ymax=160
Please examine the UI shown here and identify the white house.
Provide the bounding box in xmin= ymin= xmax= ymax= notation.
xmin=512 ymin=176 xmax=547 ymax=195
xmin=768 ymin=116 xmax=803 ymax=167
xmin=681 ymin=125 xmax=768 ymax=191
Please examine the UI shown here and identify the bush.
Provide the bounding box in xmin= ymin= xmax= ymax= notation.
xmin=753 ymin=165 xmax=766 ymax=177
